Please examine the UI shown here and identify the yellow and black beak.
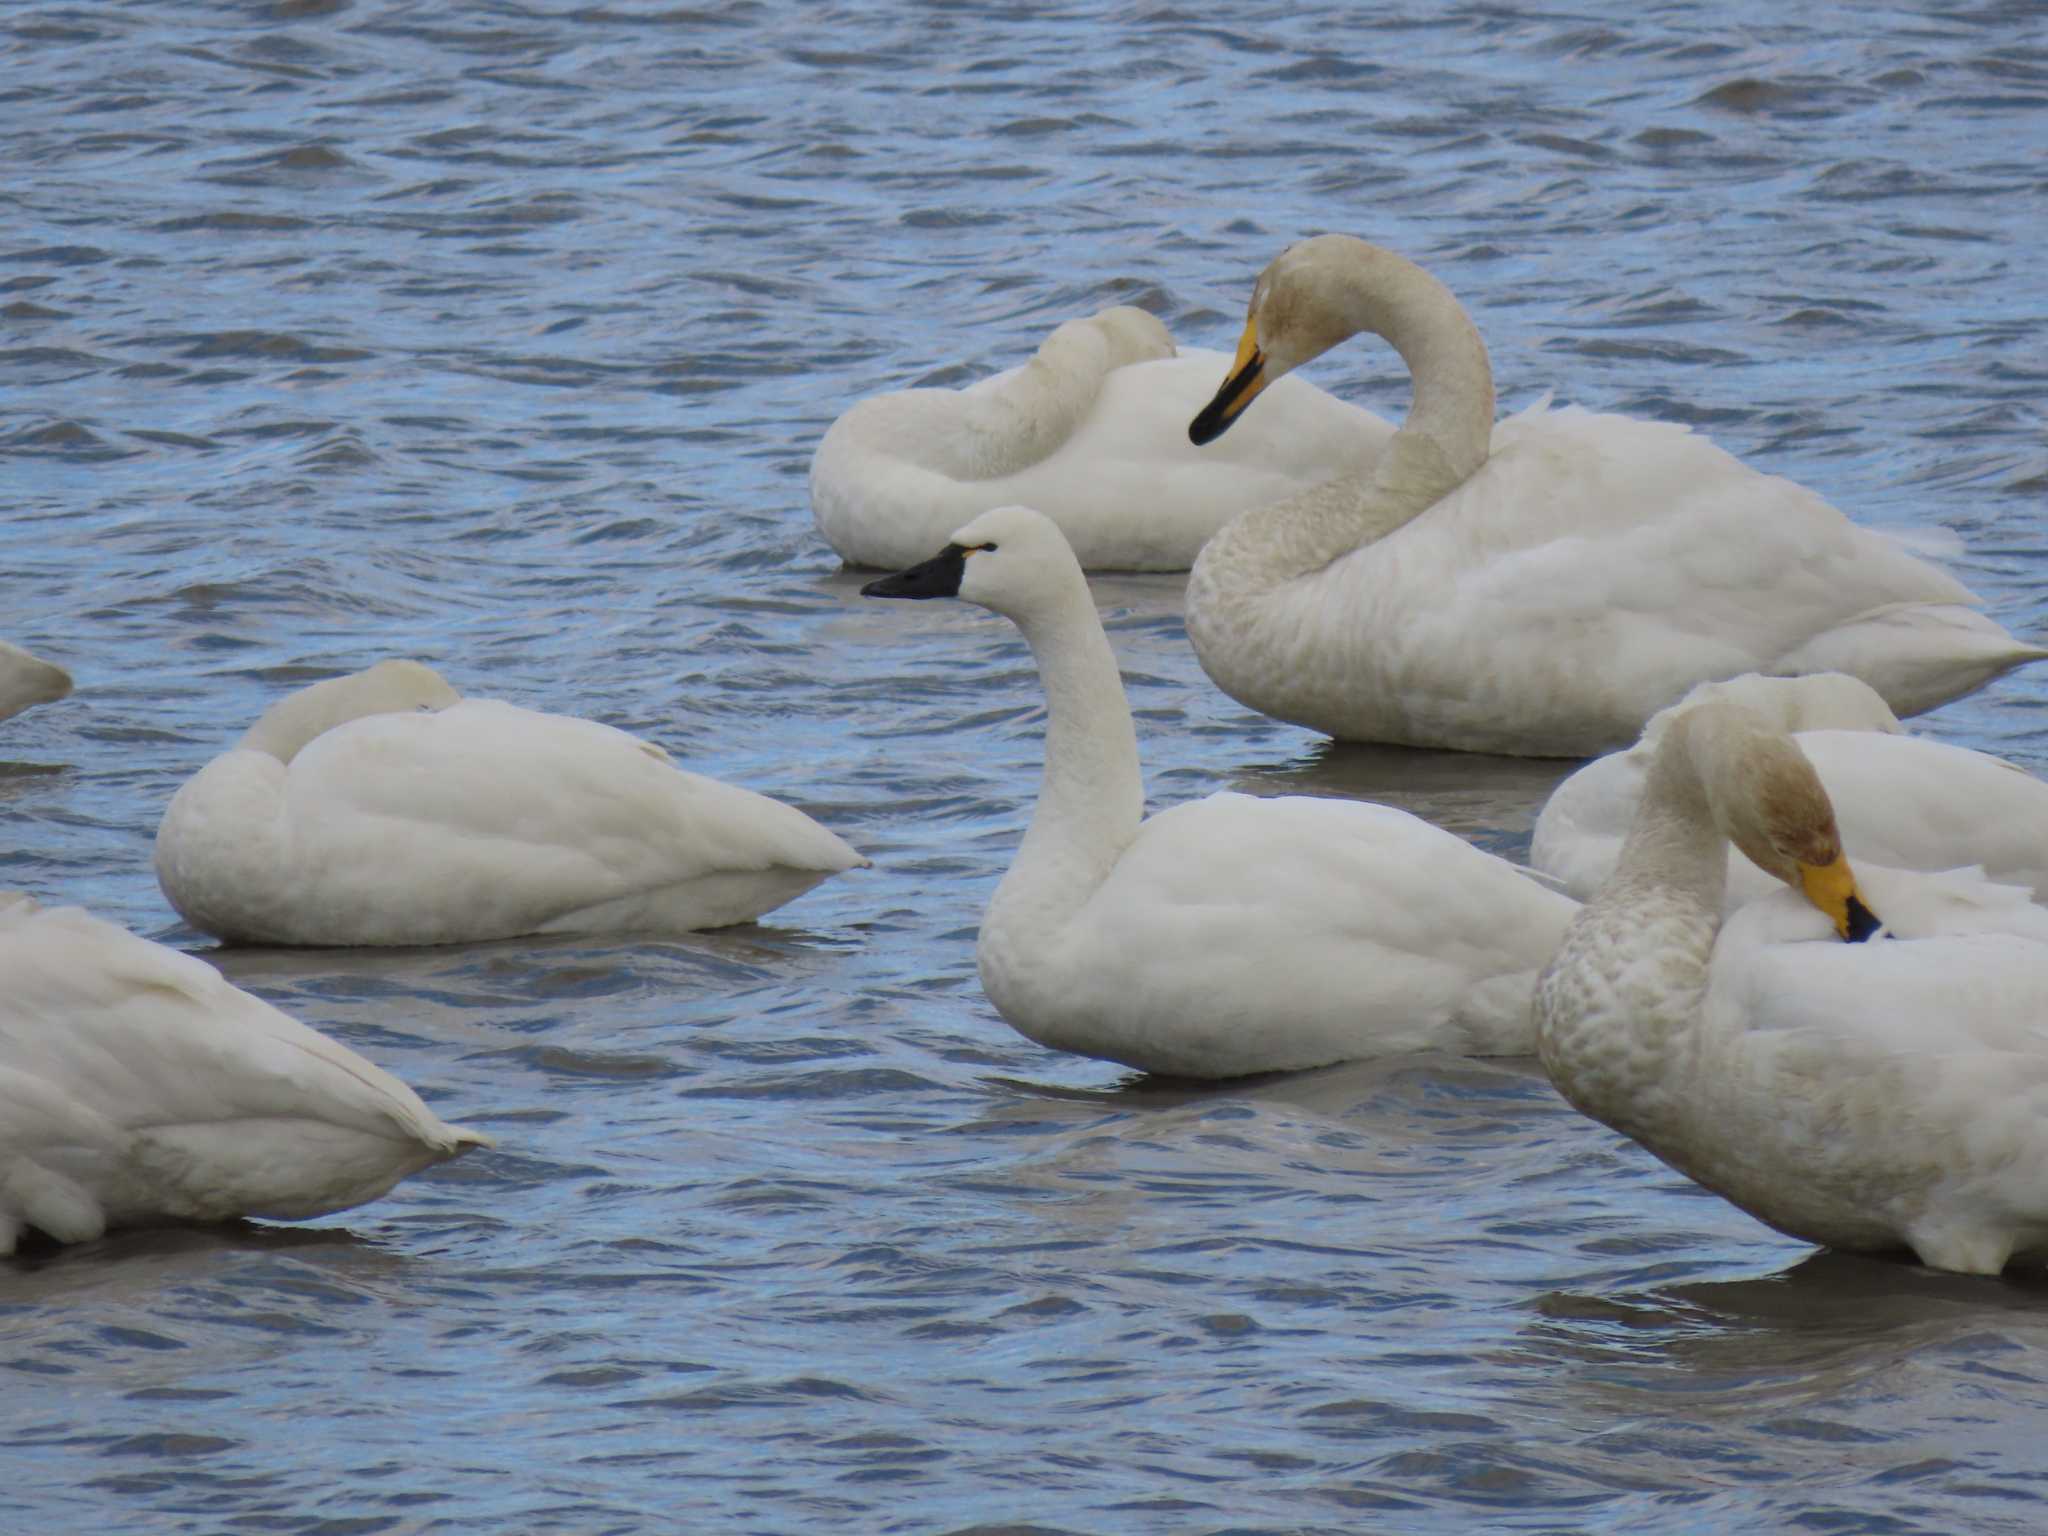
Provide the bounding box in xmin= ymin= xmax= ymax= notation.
xmin=1799 ymin=853 xmax=1884 ymax=943
xmin=1189 ymin=317 xmax=1268 ymax=446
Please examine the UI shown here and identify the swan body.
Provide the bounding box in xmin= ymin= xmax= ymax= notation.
xmin=862 ymin=505 xmax=1577 ymax=1078
xmin=1533 ymin=672 xmax=2048 ymax=909
xmin=154 ymin=661 xmax=867 ymax=947
xmin=811 ymin=305 xmax=1392 ymax=571
xmin=1534 ymin=689 xmax=2048 ymax=1274
xmin=0 ymin=642 xmax=71 ymax=724
xmin=1185 ymin=235 xmax=2044 ymax=756
xmin=0 ymin=892 xmax=487 ymax=1251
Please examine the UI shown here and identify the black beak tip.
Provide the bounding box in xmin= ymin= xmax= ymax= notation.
xmin=1844 ymin=894 xmax=1885 ymax=943
xmin=860 ymin=544 xmax=968 ymax=602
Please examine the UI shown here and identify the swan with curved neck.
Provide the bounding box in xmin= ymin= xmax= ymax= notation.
xmin=811 ymin=304 xmax=1391 ymax=572
xmin=862 ymin=504 xmax=1577 ymax=1079
xmin=1533 ymin=671 xmax=2048 ymax=907
xmin=1185 ymin=234 xmax=2044 ymax=756
xmin=0 ymin=891 xmax=488 ymax=1251
xmin=155 ymin=660 xmax=866 ymax=947
xmin=1534 ymin=689 xmax=2048 ymax=1274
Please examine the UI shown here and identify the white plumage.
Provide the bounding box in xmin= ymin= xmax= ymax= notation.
xmin=810 ymin=305 xmax=1389 ymax=571
xmin=0 ymin=892 xmax=487 ymax=1252
xmin=863 ymin=504 xmax=1577 ymax=1078
xmin=1534 ymin=687 xmax=2048 ymax=1274
xmin=1184 ymin=235 xmax=2043 ymax=756
xmin=0 ymin=641 xmax=71 ymax=725
xmin=1532 ymin=672 xmax=2048 ymax=908
xmin=155 ymin=661 xmax=867 ymax=946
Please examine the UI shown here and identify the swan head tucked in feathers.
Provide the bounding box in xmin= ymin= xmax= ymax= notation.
xmin=238 ymin=660 xmax=462 ymax=764
xmin=1652 ymin=693 xmax=1884 ymax=941
xmin=859 ymin=505 xmax=1085 ymax=623
xmin=1637 ymin=672 xmax=1906 ymax=757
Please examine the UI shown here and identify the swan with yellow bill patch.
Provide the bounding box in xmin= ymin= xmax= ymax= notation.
xmin=1534 ymin=686 xmax=2048 ymax=1275
xmin=1184 ymin=234 xmax=2044 ymax=756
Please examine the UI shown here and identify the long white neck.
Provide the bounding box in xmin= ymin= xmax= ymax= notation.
xmin=1191 ymin=239 xmax=1496 ymax=600
xmin=986 ymin=582 xmax=1147 ymax=936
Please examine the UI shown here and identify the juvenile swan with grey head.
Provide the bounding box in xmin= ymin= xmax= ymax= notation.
xmin=862 ymin=504 xmax=1576 ymax=1079
xmin=1534 ymin=687 xmax=2048 ymax=1274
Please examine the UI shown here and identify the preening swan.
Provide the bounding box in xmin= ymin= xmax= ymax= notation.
xmin=0 ymin=641 xmax=70 ymax=724
xmin=1185 ymin=235 xmax=2044 ymax=756
xmin=811 ymin=304 xmax=1390 ymax=571
xmin=0 ymin=892 xmax=487 ymax=1252
xmin=861 ymin=504 xmax=1577 ymax=1078
xmin=1533 ymin=689 xmax=2048 ymax=1274
xmin=1532 ymin=672 xmax=2048 ymax=908
xmin=154 ymin=661 xmax=867 ymax=947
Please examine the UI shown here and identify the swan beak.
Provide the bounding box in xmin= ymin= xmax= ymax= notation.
xmin=1189 ymin=318 xmax=1268 ymax=446
xmin=1799 ymin=854 xmax=1884 ymax=943
xmin=861 ymin=543 xmax=969 ymax=601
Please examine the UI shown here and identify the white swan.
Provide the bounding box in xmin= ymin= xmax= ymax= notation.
xmin=861 ymin=504 xmax=1577 ymax=1078
xmin=1533 ymin=689 xmax=2048 ymax=1274
xmin=0 ymin=642 xmax=71 ymax=724
xmin=0 ymin=892 xmax=487 ymax=1252
xmin=1184 ymin=235 xmax=2045 ymax=756
xmin=811 ymin=305 xmax=1391 ymax=572
xmin=154 ymin=661 xmax=867 ymax=947
xmin=1533 ymin=672 xmax=2048 ymax=908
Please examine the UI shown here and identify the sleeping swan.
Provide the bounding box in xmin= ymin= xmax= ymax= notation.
xmin=0 ymin=641 xmax=70 ymax=725
xmin=1533 ymin=687 xmax=2048 ymax=1274
xmin=861 ymin=504 xmax=1577 ymax=1078
xmin=811 ymin=304 xmax=1390 ymax=571
xmin=1185 ymin=235 xmax=2044 ymax=756
xmin=1532 ymin=672 xmax=2048 ymax=908
xmin=0 ymin=892 xmax=487 ymax=1252
xmin=154 ymin=661 xmax=867 ymax=947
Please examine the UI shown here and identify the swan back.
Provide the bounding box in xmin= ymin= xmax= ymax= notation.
xmin=240 ymin=659 xmax=460 ymax=762
xmin=0 ymin=641 xmax=72 ymax=725
xmin=157 ymin=667 xmax=864 ymax=946
xmin=0 ymin=896 xmax=486 ymax=1246
xmin=1531 ymin=673 xmax=1918 ymax=902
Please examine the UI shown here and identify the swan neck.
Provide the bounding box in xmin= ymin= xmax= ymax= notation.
xmin=1192 ymin=243 xmax=1495 ymax=596
xmin=999 ymin=586 xmax=1146 ymax=914
xmin=1322 ymin=240 xmax=1495 ymax=488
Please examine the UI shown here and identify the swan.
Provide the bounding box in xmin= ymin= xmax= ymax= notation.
xmin=0 ymin=642 xmax=70 ymax=724
xmin=811 ymin=304 xmax=1392 ymax=572
xmin=154 ymin=661 xmax=867 ymax=947
xmin=1532 ymin=672 xmax=2048 ymax=908
xmin=0 ymin=891 xmax=487 ymax=1252
xmin=1184 ymin=235 xmax=2045 ymax=756
xmin=1533 ymin=688 xmax=2048 ymax=1274
xmin=861 ymin=504 xmax=1578 ymax=1078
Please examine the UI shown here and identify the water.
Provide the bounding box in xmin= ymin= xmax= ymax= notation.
xmin=4 ymin=2 xmax=2047 ymax=1531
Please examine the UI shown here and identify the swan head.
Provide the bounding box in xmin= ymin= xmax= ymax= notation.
xmin=860 ymin=504 xmax=1083 ymax=622
xmin=1660 ymin=695 xmax=1884 ymax=942
xmin=238 ymin=659 xmax=462 ymax=763
xmin=1190 ymin=236 xmax=1378 ymax=447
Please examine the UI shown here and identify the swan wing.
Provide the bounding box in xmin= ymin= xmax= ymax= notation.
xmin=815 ymin=344 xmax=1392 ymax=571
xmin=1043 ymin=793 xmax=1576 ymax=1072
xmin=0 ymin=900 xmax=471 ymax=1146
xmin=281 ymin=698 xmax=863 ymax=907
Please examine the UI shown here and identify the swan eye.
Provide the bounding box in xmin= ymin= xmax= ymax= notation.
xmin=968 ymin=542 xmax=998 ymax=554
